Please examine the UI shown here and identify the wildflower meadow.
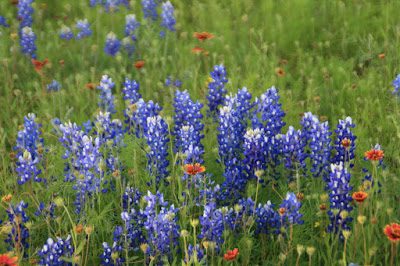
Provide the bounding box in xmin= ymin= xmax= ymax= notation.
xmin=1 ymin=0 xmax=400 ymax=265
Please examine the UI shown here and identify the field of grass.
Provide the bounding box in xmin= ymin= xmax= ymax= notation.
xmin=0 ymin=0 xmax=400 ymax=265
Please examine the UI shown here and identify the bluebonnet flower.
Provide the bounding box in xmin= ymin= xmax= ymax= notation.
xmin=122 ymin=78 xmax=142 ymax=131
xmin=228 ymin=87 xmax=253 ymax=134
xmin=38 ymin=236 xmax=74 ymax=266
xmin=125 ymin=14 xmax=140 ymax=39
xmin=305 ymin=117 xmax=332 ymax=179
xmin=97 ymin=75 xmax=116 ymax=113
xmin=174 ymin=79 xmax=182 ymax=88
xmin=20 ymin=26 xmax=37 ymax=58
xmin=225 ymin=198 xmax=256 ymax=231
xmin=179 ymin=126 xmax=205 ymax=165
xmin=327 ymin=163 xmax=353 ymax=235
xmin=160 ymin=1 xmax=175 ymax=37
xmin=90 ymin=0 xmax=99 ymax=6
xmin=142 ymin=0 xmax=158 ymax=21
xmin=332 ymin=117 xmax=356 ymax=167
xmin=217 ymin=104 xmax=244 ymax=200
xmin=165 ymin=76 xmax=172 ymax=87
xmin=300 ymin=112 xmax=319 ymax=144
xmin=34 ymin=202 xmax=56 ymax=219
xmin=392 ymin=74 xmax=400 ymax=96
xmin=73 ymin=135 xmax=102 ymax=214
xmin=187 ymin=244 xmax=204 ymax=263
xmin=0 ymin=16 xmax=9 ymax=27
xmin=218 ymin=92 xmax=252 ymax=201
xmin=16 ymin=113 xmax=43 ymax=159
xmin=58 ymin=121 xmax=85 ymax=181
xmin=142 ymin=191 xmax=179 ymax=260
xmin=95 ymin=111 xmax=124 ymax=147
xmin=282 ymin=126 xmax=306 ymax=171
xmin=52 ymin=117 xmax=61 ymax=127
xmin=252 ymin=87 xmax=285 ymax=133
xmin=83 ymin=119 xmax=93 ymax=133
xmin=199 ymin=202 xmax=225 ymax=248
xmin=47 ymin=80 xmax=62 ymax=92
xmin=100 ymin=242 xmax=124 ymax=265
xmin=207 ymin=65 xmax=228 ymax=116
xmin=173 ymin=90 xmax=204 ymax=163
xmin=59 ymin=25 xmax=74 ymax=40
xmin=255 ymin=201 xmax=280 ymax=235
xmin=144 ymin=116 xmax=170 ymax=187
xmin=15 ymin=113 xmax=43 ymax=184
xmin=243 ymin=128 xmax=268 ymax=180
xmin=122 ymin=37 xmax=135 ymax=56
xmin=252 ymin=87 xmax=285 ymax=166
xmin=165 ymin=76 xmax=182 ymax=88
xmin=301 ymin=112 xmax=332 ymax=179
xmin=16 ymin=150 xmax=42 ymax=184
xmin=94 ymin=112 xmax=124 ymax=173
xmin=100 ymin=242 xmax=114 ymax=265
xmin=91 ymin=0 xmax=129 ymax=12
xmin=105 ymin=32 xmax=121 ymax=57
xmin=122 ymin=187 xmax=141 ymax=211
xmin=75 ymin=19 xmax=92 ymax=39
xmin=129 ymin=99 xmax=162 ymax=137
xmin=119 ymin=208 xmax=146 ymax=252
xmin=5 ymin=201 xmax=30 ymax=254
xmin=122 ymin=78 xmax=142 ymax=104
xmin=58 ymin=121 xmax=103 ymax=214
xmin=279 ymin=192 xmax=303 ymax=227
xmin=106 ymin=0 xmax=129 ymax=12
xmin=17 ymin=0 xmax=34 ymax=29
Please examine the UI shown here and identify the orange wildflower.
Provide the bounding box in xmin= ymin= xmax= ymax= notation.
xmin=0 ymin=254 xmax=18 ymax=266
xmin=341 ymin=138 xmax=351 ymax=149
xmin=183 ymin=163 xmax=206 ymax=175
xmin=223 ymin=248 xmax=239 ymax=261
xmin=1 ymin=194 xmax=12 ymax=203
xmin=378 ymin=53 xmax=385 ymax=59
xmin=85 ymin=83 xmax=97 ymax=90
xmin=275 ymin=67 xmax=285 ymax=77
xmin=364 ymin=149 xmax=384 ymax=161
xmin=384 ymin=223 xmax=400 ymax=243
xmin=31 ymin=58 xmax=49 ymax=73
xmin=191 ymin=46 xmax=205 ymax=54
xmin=134 ymin=60 xmax=145 ymax=69
xmin=352 ymin=191 xmax=368 ymax=203
xmin=75 ymin=224 xmax=84 ymax=234
xmin=193 ymin=32 xmax=214 ymax=41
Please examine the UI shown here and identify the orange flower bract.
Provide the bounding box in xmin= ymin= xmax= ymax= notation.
xmin=183 ymin=163 xmax=206 ymax=175
xmin=134 ymin=60 xmax=145 ymax=69
xmin=0 ymin=254 xmax=18 ymax=266
xmin=352 ymin=191 xmax=368 ymax=203
xmin=85 ymin=83 xmax=97 ymax=90
xmin=223 ymin=248 xmax=239 ymax=261
xmin=364 ymin=149 xmax=384 ymax=161
xmin=31 ymin=58 xmax=49 ymax=73
xmin=191 ymin=46 xmax=205 ymax=54
xmin=275 ymin=67 xmax=285 ymax=77
xmin=384 ymin=223 xmax=400 ymax=243
xmin=341 ymin=138 xmax=351 ymax=148
xmin=193 ymin=32 xmax=214 ymax=41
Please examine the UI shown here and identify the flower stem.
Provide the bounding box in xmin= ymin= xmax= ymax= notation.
xmin=361 ymin=224 xmax=368 ymax=265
